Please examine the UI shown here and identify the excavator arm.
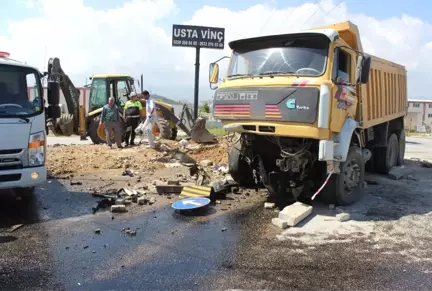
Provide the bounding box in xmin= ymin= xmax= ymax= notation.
xmin=46 ymin=57 xmax=80 ymax=136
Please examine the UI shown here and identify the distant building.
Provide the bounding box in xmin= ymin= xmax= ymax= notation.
xmin=405 ymin=99 xmax=432 ymax=132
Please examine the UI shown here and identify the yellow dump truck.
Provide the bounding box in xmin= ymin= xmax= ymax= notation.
xmin=208 ymin=21 xmax=407 ymax=206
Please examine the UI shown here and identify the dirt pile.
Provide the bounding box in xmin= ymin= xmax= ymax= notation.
xmin=47 ymin=138 xmax=230 ymax=179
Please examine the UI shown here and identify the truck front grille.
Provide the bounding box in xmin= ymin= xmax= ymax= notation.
xmin=0 ymin=174 xmax=21 ymax=182
xmin=0 ymin=149 xmax=24 ymax=170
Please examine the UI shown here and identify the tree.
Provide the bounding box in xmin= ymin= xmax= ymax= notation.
xmin=200 ymin=102 xmax=210 ymax=113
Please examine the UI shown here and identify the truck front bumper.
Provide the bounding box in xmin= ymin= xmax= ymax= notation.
xmin=0 ymin=166 xmax=46 ymax=190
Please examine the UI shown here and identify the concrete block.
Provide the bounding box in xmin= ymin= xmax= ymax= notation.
xmin=336 ymin=212 xmax=351 ymax=222
xmin=264 ymin=202 xmax=276 ymax=209
xmin=388 ymin=166 xmax=414 ymax=180
xmin=272 ymin=218 xmax=288 ymax=229
xmin=111 ymin=205 xmax=126 ymax=213
xmin=115 ymin=199 xmax=125 ymax=205
xmin=137 ymin=196 xmax=148 ymax=205
xmin=278 ymin=202 xmax=313 ymax=227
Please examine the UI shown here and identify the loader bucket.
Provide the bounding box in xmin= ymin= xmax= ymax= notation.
xmin=190 ymin=117 xmax=216 ymax=143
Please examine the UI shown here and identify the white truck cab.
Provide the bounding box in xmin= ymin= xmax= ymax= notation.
xmin=0 ymin=51 xmax=52 ymax=198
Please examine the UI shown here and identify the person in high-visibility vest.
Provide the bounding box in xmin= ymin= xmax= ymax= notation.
xmin=123 ymin=92 xmax=143 ymax=146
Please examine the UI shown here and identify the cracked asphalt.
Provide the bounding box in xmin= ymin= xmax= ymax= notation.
xmin=0 ymin=136 xmax=431 ymax=291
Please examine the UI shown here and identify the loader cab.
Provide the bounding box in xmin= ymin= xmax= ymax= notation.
xmin=88 ymin=74 xmax=135 ymax=112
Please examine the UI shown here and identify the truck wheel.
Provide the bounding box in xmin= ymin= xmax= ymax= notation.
xmin=89 ymin=119 xmax=105 ymax=144
xmin=321 ymin=146 xmax=365 ymax=206
xmin=396 ymin=130 xmax=405 ymax=166
xmin=228 ymin=139 xmax=254 ymax=187
xmin=375 ymin=133 xmax=399 ymax=174
xmin=152 ymin=117 xmax=172 ymax=140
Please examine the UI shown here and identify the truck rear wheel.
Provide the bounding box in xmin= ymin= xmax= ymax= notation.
xmin=397 ymin=130 xmax=405 ymax=166
xmin=375 ymin=133 xmax=398 ymax=174
xmin=321 ymin=146 xmax=365 ymax=206
xmin=228 ymin=139 xmax=254 ymax=187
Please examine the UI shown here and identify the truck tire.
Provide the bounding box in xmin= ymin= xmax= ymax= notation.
xmin=228 ymin=139 xmax=254 ymax=187
xmin=89 ymin=119 xmax=105 ymax=144
xmin=375 ymin=133 xmax=399 ymax=174
xmin=153 ymin=117 xmax=172 ymax=140
xmin=396 ymin=130 xmax=405 ymax=166
xmin=321 ymin=146 xmax=365 ymax=206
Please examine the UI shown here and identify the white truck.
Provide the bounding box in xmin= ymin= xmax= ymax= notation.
xmin=0 ymin=51 xmax=60 ymax=199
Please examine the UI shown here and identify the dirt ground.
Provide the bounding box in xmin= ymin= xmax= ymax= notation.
xmin=47 ymin=138 xmax=229 ymax=179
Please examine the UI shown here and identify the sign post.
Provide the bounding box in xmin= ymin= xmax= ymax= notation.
xmin=172 ymin=24 xmax=225 ymax=120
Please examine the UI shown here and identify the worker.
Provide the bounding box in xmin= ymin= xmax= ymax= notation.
xmin=123 ymin=92 xmax=143 ymax=146
xmin=100 ymin=96 xmax=123 ymax=149
xmin=140 ymin=90 xmax=156 ymax=148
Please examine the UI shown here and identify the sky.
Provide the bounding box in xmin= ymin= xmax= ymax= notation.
xmin=1 ymin=0 xmax=432 ymax=101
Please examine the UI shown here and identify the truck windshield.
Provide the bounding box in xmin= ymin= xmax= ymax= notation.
xmin=228 ymin=35 xmax=329 ymax=78
xmin=0 ymin=64 xmax=43 ymax=117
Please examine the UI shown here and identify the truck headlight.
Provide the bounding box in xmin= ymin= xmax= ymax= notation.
xmin=28 ymin=131 xmax=45 ymax=166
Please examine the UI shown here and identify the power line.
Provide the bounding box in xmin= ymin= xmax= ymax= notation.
xmin=283 ymin=0 xmax=320 ymax=30
xmin=298 ymin=0 xmax=323 ymax=30
xmin=300 ymin=0 xmax=344 ymax=30
xmin=259 ymin=6 xmax=277 ymax=34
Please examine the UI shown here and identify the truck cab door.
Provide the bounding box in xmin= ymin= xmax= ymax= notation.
xmin=330 ymin=46 xmax=358 ymax=132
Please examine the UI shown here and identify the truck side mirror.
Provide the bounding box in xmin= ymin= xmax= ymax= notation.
xmin=209 ymin=63 xmax=219 ymax=84
xmin=356 ymin=54 xmax=372 ymax=84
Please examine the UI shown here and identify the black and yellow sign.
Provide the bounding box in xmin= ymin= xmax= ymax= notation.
xmin=180 ymin=185 xmax=212 ymax=198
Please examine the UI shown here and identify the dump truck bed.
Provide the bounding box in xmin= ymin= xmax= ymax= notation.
xmin=360 ymin=56 xmax=407 ymax=128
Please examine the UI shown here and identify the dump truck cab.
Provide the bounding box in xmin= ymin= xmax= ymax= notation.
xmin=209 ymin=21 xmax=406 ymax=206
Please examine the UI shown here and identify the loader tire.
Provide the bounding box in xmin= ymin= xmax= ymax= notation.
xmin=153 ymin=117 xmax=172 ymax=140
xmin=374 ymin=133 xmax=398 ymax=174
xmin=228 ymin=139 xmax=254 ymax=187
xmin=396 ymin=129 xmax=405 ymax=166
xmin=89 ymin=119 xmax=105 ymax=144
xmin=321 ymin=146 xmax=365 ymax=206
xmin=58 ymin=113 xmax=74 ymax=136
xmin=170 ymin=127 xmax=178 ymax=140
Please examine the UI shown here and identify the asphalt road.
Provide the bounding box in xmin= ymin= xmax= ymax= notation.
xmin=0 ymin=137 xmax=431 ymax=290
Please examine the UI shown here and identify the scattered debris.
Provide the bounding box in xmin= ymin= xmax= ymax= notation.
xmin=264 ymin=202 xmax=276 ymax=209
xmin=406 ymin=174 xmax=419 ymax=181
xmin=149 ymin=196 xmax=156 ymax=205
xmin=155 ymin=185 xmax=183 ymax=194
xmin=278 ymin=202 xmax=313 ymax=227
xmin=138 ymin=196 xmax=148 ymax=205
xmin=111 ymin=205 xmax=127 ymax=213
xmin=7 ymin=224 xmax=24 ymax=233
xmin=200 ymin=160 xmax=213 ymax=167
xmin=336 ymin=212 xmax=351 ymax=222
xmin=70 ymin=181 xmax=82 ymax=186
xmin=167 ymin=180 xmax=180 ymax=186
xmin=125 ymin=229 xmax=137 ymax=236
xmin=122 ymin=169 xmax=134 ymax=177
xmin=272 ymin=217 xmax=288 ymax=229
xmin=388 ymin=166 xmax=414 ymax=180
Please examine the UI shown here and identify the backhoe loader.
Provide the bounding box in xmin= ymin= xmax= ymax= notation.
xmin=45 ymin=57 xmax=215 ymax=144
